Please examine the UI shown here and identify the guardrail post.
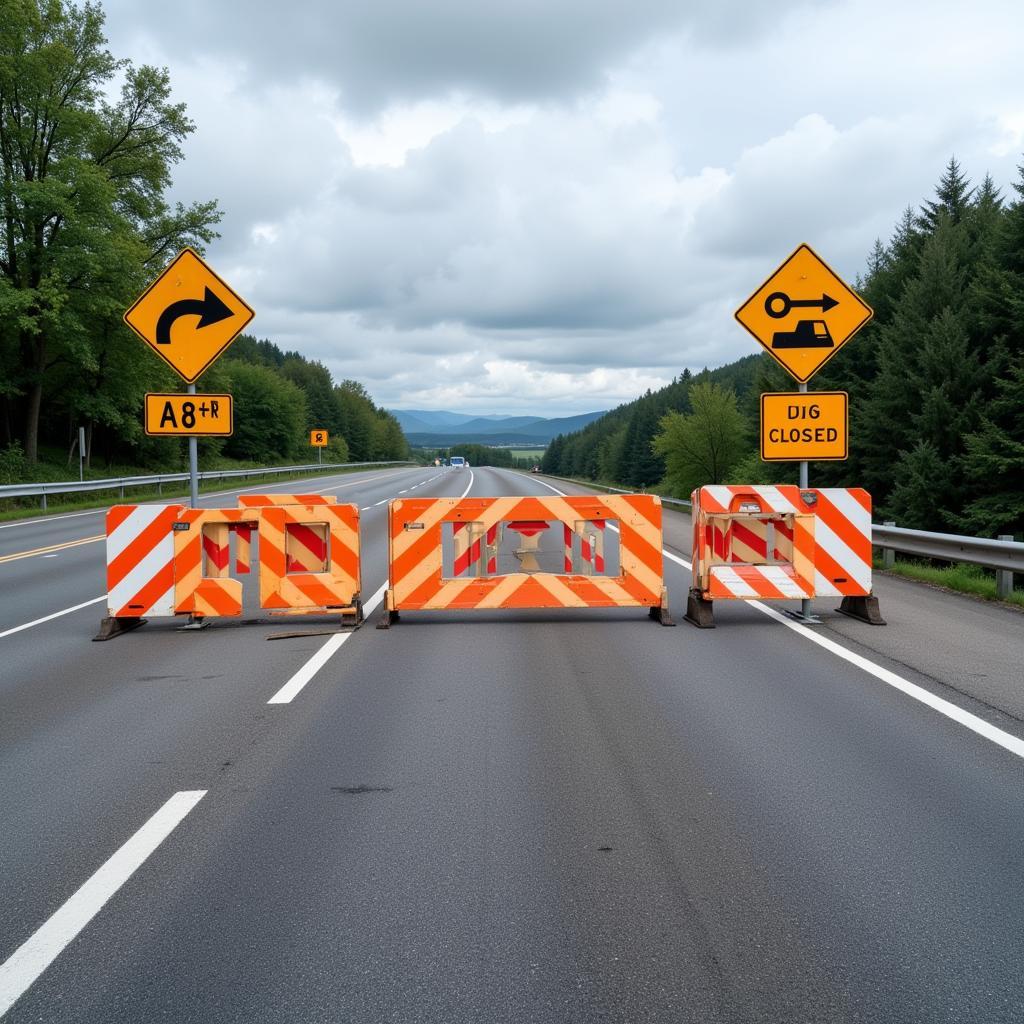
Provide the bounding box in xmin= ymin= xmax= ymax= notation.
xmin=40 ymin=493 xmax=47 ymax=511
xmin=997 ymin=535 xmax=1014 ymax=599
xmin=882 ymin=521 xmax=895 ymax=569
xmin=119 ymin=484 xmax=125 ymax=499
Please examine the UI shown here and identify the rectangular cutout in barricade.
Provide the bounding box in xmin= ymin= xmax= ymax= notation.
xmin=95 ymin=495 xmax=362 ymax=640
xmin=686 ymin=485 xmax=884 ymax=628
xmin=379 ymin=495 xmax=673 ymax=627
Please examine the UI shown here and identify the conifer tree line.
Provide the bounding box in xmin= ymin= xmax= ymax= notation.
xmin=543 ymin=158 xmax=1024 ymax=538
xmin=0 ymin=0 xmax=407 ymax=476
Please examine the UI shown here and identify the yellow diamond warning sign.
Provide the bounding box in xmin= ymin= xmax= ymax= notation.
xmin=124 ymin=248 xmax=254 ymax=384
xmin=310 ymin=430 xmax=328 ymax=447
xmin=735 ymin=244 xmax=872 ymax=384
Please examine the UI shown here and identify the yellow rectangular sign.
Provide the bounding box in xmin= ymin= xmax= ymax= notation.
xmin=310 ymin=430 xmax=328 ymax=447
xmin=145 ymin=393 xmax=233 ymax=436
xmin=760 ymin=391 xmax=847 ymax=461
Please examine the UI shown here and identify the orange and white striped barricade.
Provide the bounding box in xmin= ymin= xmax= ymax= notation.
xmin=173 ymin=508 xmax=257 ymax=620
xmin=686 ymin=485 xmax=884 ymax=628
xmin=95 ymin=504 xmax=185 ymax=640
xmin=258 ymin=503 xmax=362 ymax=623
xmin=378 ymin=494 xmax=673 ymax=627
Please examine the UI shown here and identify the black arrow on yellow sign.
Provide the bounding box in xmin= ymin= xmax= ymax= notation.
xmin=156 ymin=287 xmax=233 ymax=345
xmin=764 ymin=291 xmax=839 ymax=319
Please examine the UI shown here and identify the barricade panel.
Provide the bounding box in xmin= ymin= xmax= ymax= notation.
xmin=237 ymin=494 xmax=337 ymax=507
xmin=690 ymin=485 xmax=872 ymax=608
xmin=173 ymin=509 xmax=253 ymax=616
xmin=259 ymin=504 xmax=360 ymax=612
xmin=384 ymin=495 xmax=669 ymax=623
xmin=105 ymin=504 xmax=184 ymax=617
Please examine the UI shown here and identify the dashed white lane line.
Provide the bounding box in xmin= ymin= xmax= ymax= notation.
xmin=0 ymin=790 xmax=206 ymax=1018
xmin=268 ymin=473 xmax=473 ymax=705
xmin=267 ymin=584 xmax=387 ymax=704
xmin=0 ymin=596 xmax=106 ymax=642
xmin=508 ymin=470 xmax=1024 ymax=763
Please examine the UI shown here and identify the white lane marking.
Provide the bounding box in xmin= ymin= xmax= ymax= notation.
xmin=267 ymin=584 xmax=387 ymax=704
xmin=499 ymin=470 xmax=1024 ymax=761
xmin=42 ymin=554 xmax=58 ymax=559
xmin=0 ymin=509 xmax=105 ymax=530
xmin=752 ymin=601 xmax=1024 ymax=760
xmin=373 ymin=499 xmax=388 ymax=507
xmin=398 ymin=489 xmax=408 ymax=494
xmin=0 ymin=790 xmax=206 ymax=1018
xmin=459 ymin=470 xmax=475 ymax=499
xmin=0 ymin=596 xmax=106 ymax=641
xmin=360 ymin=506 xmax=371 ymax=511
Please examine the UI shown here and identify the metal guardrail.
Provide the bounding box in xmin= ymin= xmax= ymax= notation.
xmin=532 ymin=471 xmax=1020 ymax=587
xmin=0 ymin=461 xmax=409 ymax=509
xmin=872 ymin=523 xmax=1022 ymax=575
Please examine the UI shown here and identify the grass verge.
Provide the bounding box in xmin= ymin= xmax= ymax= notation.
xmin=0 ymin=463 xmax=410 ymax=524
xmin=876 ymin=557 xmax=1024 ymax=609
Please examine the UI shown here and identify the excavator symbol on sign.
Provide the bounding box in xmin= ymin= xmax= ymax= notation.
xmin=764 ymin=290 xmax=837 ymax=349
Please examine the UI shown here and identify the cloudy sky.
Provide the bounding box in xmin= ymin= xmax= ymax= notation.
xmin=102 ymin=0 xmax=1024 ymax=416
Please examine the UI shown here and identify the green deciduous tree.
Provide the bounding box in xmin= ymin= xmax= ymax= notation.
xmin=0 ymin=0 xmax=219 ymax=461
xmin=652 ymin=381 xmax=747 ymax=498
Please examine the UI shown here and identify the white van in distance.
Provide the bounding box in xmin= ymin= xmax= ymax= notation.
xmin=449 ymin=456 xmax=467 ymax=469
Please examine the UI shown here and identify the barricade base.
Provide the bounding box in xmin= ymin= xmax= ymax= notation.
xmin=648 ymin=587 xmax=676 ymax=626
xmin=836 ymin=594 xmax=886 ymax=625
xmin=93 ymin=616 xmax=147 ymax=642
xmin=684 ymin=588 xmax=715 ymax=629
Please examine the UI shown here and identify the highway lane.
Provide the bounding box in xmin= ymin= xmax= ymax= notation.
xmin=0 ymin=465 xmax=430 ymax=637
xmin=3 ymin=466 xmax=1024 ymax=1021
xmin=0 ymin=464 xmax=457 ymax=980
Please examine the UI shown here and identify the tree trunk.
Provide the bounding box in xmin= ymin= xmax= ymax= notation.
xmin=23 ymin=378 xmax=43 ymax=464
xmin=22 ymin=333 xmax=45 ymax=464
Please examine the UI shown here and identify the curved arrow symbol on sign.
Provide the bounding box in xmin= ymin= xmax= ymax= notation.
xmin=156 ymin=287 xmax=233 ymax=344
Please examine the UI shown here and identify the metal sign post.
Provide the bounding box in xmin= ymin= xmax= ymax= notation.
xmin=187 ymin=383 xmax=199 ymax=508
xmin=78 ymin=426 xmax=85 ymax=481
xmin=797 ymin=381 xmax=815 ymax=622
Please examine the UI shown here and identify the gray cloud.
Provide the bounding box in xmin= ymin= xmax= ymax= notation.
xmin=95 ymin=0 xmax=1024 ymax=415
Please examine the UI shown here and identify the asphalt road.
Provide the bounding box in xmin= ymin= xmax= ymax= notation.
xmin=2 ymin=465 xmax=1023 ymax=1022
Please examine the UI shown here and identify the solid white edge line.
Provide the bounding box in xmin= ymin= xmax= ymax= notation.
xmin=0 ymin=595 xmax=106 ymax=641
xmin=459 ymin=470 xmax=475 ymax=499
xmin=501 ymin=470 xmax=1024 ymax=762
xmin=266 ymin=583 xmax=388 ymax=704
xmin=0 ymin=790 xmax=206 ymax=1018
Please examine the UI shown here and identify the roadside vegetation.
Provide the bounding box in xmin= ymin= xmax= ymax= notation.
xmin=877 ymin=558 xmax=1024 ymax=609
xmin=542 ymin=157 xmax=1024 ymax=543
xmin=0 ymin=1 xmax=407 ymax=481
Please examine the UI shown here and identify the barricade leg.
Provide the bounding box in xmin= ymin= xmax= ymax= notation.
xmin=685 ymin=588 xmax=715 ymax=628
xmin=836 ymin=594 xmax=886 ymax=625
xmin=93 ymin=616 xmax=147 ymax=641
xmin=648 ymin=586 xmax=676 ymax=626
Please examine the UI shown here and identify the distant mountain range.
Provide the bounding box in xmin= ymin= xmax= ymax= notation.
xmin=390 ymin=409 xmax=607 ymax=446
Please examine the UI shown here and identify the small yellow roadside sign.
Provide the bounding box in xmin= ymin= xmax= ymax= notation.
xmin=735 ymin=244 xmax=872 ymax=383
xmin=760 ymin=391 xmax=848 ymax=462
xmin=145 ymin=393 xmax=233 ymax=436
xmin=124 ymin=248 xmax=254 ymax=384
xmin=310 ymin=430 xmax=329 ymax=447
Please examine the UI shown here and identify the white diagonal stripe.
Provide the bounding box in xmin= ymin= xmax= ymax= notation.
xmin=106 ymin=506 xmax=171 ymax=562
xmin=712 ymin=566 xmax=758 ymax=597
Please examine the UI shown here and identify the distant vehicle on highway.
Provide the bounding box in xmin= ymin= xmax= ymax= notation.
xmin=450 ymin=456 xmax=467 ymax=469
xmin=531 ymin=465 xmax=541 ymax=473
